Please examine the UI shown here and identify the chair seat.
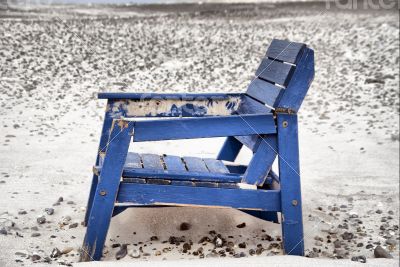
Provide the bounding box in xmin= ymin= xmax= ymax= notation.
xmin=95 ymin=152 xmax=273 ymax=188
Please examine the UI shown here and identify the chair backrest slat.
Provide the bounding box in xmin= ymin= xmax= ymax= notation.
xmin=266 ymin=39 xmax=306 ymax=64
xmin=255 ymin=58 xmax=294 ymax=86
xmin=246 ymin=78 xmax=283 ymax=108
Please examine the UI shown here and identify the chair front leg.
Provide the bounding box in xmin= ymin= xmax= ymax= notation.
xmin=84 ymin=107 xmax=114 ymax=226
xmin=277 ymin=113 xmax=304 ymax=256
xmin=80 ymin=119 xmax=133 ymax=261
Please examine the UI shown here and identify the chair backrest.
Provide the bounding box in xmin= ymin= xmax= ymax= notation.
xmin=245 ymin=39 xmax=314 ymax=113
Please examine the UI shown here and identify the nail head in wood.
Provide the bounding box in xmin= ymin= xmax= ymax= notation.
xmin=99 ymin=190 xmax=107 ymax=196
xmin=292 ymin=199 xmax=298 ymax=206
xmin=282 ymin=121 xmax=289 ymax=128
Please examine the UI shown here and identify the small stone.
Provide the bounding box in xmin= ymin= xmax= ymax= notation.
xmin=18 ymin=210 xmax=27 ymax=215
xmin=351 ymin=255 xmax=366 ymax=263
xmin=236 ymin=222 xmax=246 ymax=228
xmin=115 ymin=244 xmax=127 ymax=260
xmin=376 ymin=209 xmax=383 ymax=214
xmin=69 ymin=222 xmax=78 ymax=229
xmin=111 ymin=244 xmax=120 ymax=248
xmin=314 ymin=236 xmax=323 ymax=242
xmin=31 ymin=233 xmax=41 ymax=237
xmin=37 ymin=215 xmax=46 ymax=224
xmin=357 ymin=243 xmax=364 ymax=247
xmin=31 ymin=253 xmax=41 ymax=261
xmin=150 ymin=236 xmax=158 ymax=241
xmin=0 ymin=228 xmax=7 ymax=235
xmin=238 ymin=242 xmax=247 ymax=248
xmin=130 ymin=249 xmax=140 ymax=258
xmin=307 ymin=251 xmax=319 ymax=258
xmin=154 ymin=251 xmax=161 ymax=256
xmin=214 ymin=237 xmax=223 ymax=247
xmin=255 ymin=247 xmax=264 ymax=255
xmin=341 ymin=232 xmax=354 ymax=240
xmin=374 ymin=245 xmax=393 ymax=258
xmin=67 ymin=201 xmax=75 ymax=205
xmin=57 ymin=197 xmax=63 ymax=203
xmin=45 ymin=208 xmax=54 ymax=215
xmin=248 ymin=249 xmax=255 ymax=256
xmin=315 ymin=241 xmax=323 ymax=246
xmin=334 ymin=248 xmax=348 ymax=259
xmin=183 ymin=243 xmax=191 ymax=251
xmin=62 ymin=216 xmax=71 ymax=225
xmin=179 ymin=222 xmax=191 ymax=231
xmin=366 ymin=244 xmax=373 ymax=249
xmin=50 ymin=248 xmax=62 ymax=258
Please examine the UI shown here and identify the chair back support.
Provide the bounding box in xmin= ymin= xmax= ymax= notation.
xmin=245 ymin=39 xmax=314 ymax=112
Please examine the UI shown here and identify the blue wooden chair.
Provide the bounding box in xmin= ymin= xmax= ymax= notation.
xmin=80 ymin=39 xmax=314 ymax=261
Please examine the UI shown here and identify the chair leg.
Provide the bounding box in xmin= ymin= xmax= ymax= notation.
xmin=216 ymin=136 xmax=243 ymax=161
xmin=84 ymin=112 xmax=113 ymax=226
xmin=277 ymin=114 xmax=304 ymax=256
xmin=80 ymin=120 xmax=133 ymax=261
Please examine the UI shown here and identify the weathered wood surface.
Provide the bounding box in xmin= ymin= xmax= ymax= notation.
xmin=246 ymin=78 xmax=283 ymax=108
xmin=255 ymin=58 xmax=294 ymax=86
xmin=275 ymin=48 xmax=315 ymax=112
xmin=131 ymin=114 xmax=276 ymax=141
xmin=277 ymin=114 xmax=304 ymax=256
xmin=242 ymin=135 xmax=278 ymax=185
xmin=106 ymin=94 xmax=242 ymax=118
xmin=81 ymin=120 xmax=133 ymax=261
xmin=266 ymin=39 xmax=305 ymax=64
xmin=117 ymin=183 xmax=281 ymax=211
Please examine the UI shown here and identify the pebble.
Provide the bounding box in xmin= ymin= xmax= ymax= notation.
xmin=182 ymin=242 xmax=191 ymax=251
xmin=374 ymin=245 xmax=393 ymax=258
xmin=37 ymin=215 xmax=46 ymax=224
xmin=67 ymin=201 xmax=75 ymax=205
xmin=341 ymin=232 xmax=354 ymax=240
xmin=234 ymin=252 xmax=246 ymax=258
xmin=214 ymin=237 xmax=223 ymax=247
xmin=69 ymin=222 xmax=79 ymax=229
xmin=150 ymin=236 xmax=158 ymax=241
xmin=0 ymin=228 xmax=7 ymax=235
xmin=179 ymin=222 xmax=191 ymax=231
xmin=236 ymin=222 xmax=246 ymax=228
xmin=45 ymin=208 xmax=54 ymax=215
xmin=50 ymin=248 xmax=62 ymax=258
xmin=238 ymin=242 xmax=247 ymax=248
xmin=115 ymin=244 xmax=127 ymax=260
xmin=351 ymin=255 xmax=367 ymax=263
xmin=62 ymin=216 xmax=71 ymax=225
xmin=154 ymin=251 xmax=162 ymax=256
xmin=129 ymin=249 xmax=140 ymax=258
xmin=57 ymin=197 xmax=63 ymax=203
xmin=31 ymin=253 xmax=41 ymax=261
xmin=308 ymin=251 xmax=319 ymax=258
xmin=31 ymin=232 xmax=41 ymax=237
xmin=18 ymin=210 xmax=27 ymax=215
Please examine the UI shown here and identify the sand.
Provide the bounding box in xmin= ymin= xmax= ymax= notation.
xmin=0 ymin=1 xmax=399 ymax=266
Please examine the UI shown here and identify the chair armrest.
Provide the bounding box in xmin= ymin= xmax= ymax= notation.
xmin=101 ymin=92 xmax=244 ymax=118
xmin=124 ymin=114 xmax=276 ymax=141
xmin=98 ymin=92 xmax=242 ymax=100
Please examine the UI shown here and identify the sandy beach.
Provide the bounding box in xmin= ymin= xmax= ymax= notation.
xmin=0 ymin=1 xmax=399 ymax=266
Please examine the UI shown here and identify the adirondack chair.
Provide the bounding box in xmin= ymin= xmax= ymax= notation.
xmin=80 ymin=39 xmax=314 ymax=261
